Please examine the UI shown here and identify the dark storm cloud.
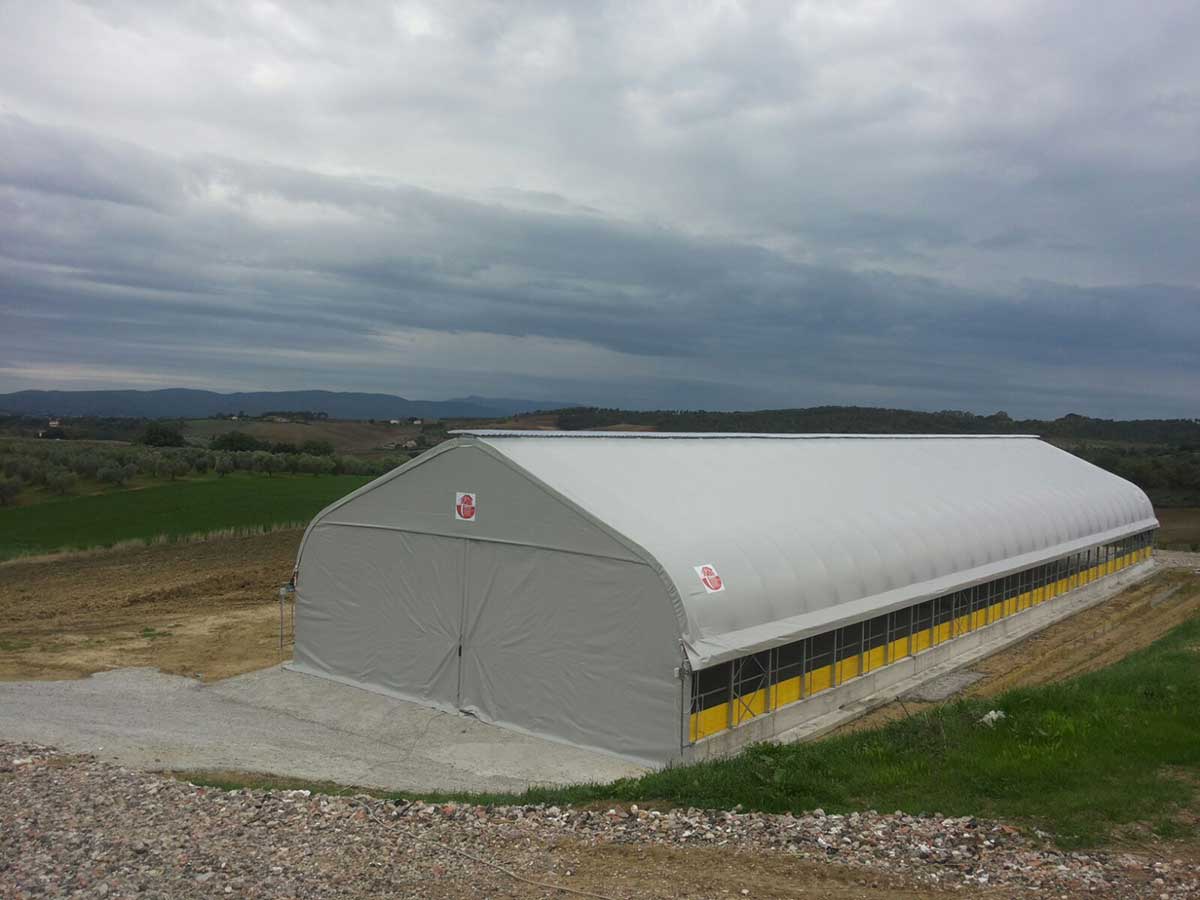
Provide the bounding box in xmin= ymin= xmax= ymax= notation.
xmin=2 ymin=2 xmax=1199 ymax=415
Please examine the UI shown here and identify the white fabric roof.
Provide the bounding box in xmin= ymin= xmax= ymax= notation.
xmin=459 ymin=432 xmax=1158 ymax=668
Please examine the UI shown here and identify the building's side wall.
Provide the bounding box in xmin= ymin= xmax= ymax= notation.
xmin=688 ymin=530 xmax=1156 ymax=744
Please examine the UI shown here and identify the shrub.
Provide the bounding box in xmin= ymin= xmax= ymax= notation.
xmin=97 ymin=463 xmax=138 ymax=486
xmin=300 ymin=439 xmax=335 ymax=457
xmin=211 ymin=431 xmax=267 ymax=452
xmin=4 ymin=456 xmax=44 ymax=485
xmin=250 ymin=451 xmax=275 ymax=476
xmin=97 ymin=465 xmax=125 ymax=486
xmin=45 ymin=468 xmax=79 ymax=495
xmin=189 ymin=451 xmax=212 ymax=475
xmin=139 ymin=421 xmax=186 ymax=447
xmin=73 ymin=452 xmax=102 ymax=479
xmin=298 ymin=453 xmax=335 ymax=476
xmin=165 ymin=458 xmax=191 ymax=480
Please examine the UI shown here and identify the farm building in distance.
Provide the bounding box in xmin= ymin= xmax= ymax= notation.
xmin=290 ymin=432 xmax=1158 ymax=764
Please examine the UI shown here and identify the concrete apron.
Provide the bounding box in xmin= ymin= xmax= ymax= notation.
xmin=682 ymin=559 xmax=1159 ymax=763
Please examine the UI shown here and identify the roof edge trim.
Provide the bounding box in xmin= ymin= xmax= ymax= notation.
xmin=452 ymin=430 xmax=1041 ymax=440
xmin=683 ymin=516 xmax=1159 ymax=669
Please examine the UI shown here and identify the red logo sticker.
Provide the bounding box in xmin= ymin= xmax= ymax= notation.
xmin=695 ymin=563 xmax=724 ymax=593
xmin=455 ymin=492 xmax=477 ymax=521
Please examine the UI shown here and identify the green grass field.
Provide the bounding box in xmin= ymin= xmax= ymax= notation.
xmin=0 ymin=473 xmax=371 ymax=560
xmin=190 ymin=613 xmax=1200 ymax=848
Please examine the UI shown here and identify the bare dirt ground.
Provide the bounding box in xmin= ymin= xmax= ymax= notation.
xmin=1155 ymin=508 xmax=1200 ymax=550
xmin=835 ymin=552 xmax=1200 ymax=734
xmin=0 ymin=530 xmax=299 ymax=682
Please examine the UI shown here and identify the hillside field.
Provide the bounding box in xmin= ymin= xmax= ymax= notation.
xmin=0 ymin=473 xmax=370 ymax=560
xmin=182 ymin=418 xmax=422 ymax=457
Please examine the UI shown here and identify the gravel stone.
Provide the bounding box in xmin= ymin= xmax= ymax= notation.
xmin=1 ymin=741 xmax=1197 ymax=898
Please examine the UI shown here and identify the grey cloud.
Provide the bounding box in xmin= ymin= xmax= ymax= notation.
xmin=1 ymin=3 xmax=1198 ymax=417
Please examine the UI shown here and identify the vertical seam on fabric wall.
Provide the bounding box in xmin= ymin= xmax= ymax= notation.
xmin=457 ymin=537 xmax=469 ymax=709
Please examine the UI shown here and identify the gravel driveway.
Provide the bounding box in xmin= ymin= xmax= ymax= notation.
xmin=0 ymin=666 xmax=643 ymax=793
xmin=3 ymin=742 xmax=1197 ymax=899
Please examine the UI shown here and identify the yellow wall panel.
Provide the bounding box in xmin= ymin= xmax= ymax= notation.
xmin=775 ymin=676 xmax=802 ymax=708
xmin=864 ymin=645 xmax=887 ymax=673
xmin=691 ymin=703 xmax=729 ymax=740
xmin=735 ymin=687 xmax=768 ymax=723
xmin=809 ymin=664 xmax=832 ymax=694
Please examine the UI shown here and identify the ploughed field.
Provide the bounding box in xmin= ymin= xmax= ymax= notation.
xmin=0 ymin=529 xmax=300 ymax=681
xmin=1156 ymin=507 xmax=1200 ymax=550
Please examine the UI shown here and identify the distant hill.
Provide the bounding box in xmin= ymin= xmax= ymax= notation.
xmin=0 ymin=389 xmax=570 ymax=420
xmin=548 ymin=406 xmax=1200 ymax=444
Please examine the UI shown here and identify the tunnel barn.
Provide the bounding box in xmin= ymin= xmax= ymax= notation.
xmin=290 ymin=431 xmax=1158 ymax=764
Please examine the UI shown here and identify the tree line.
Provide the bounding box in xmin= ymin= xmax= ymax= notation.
xmin=0 ymin=440 xmax=407 ymax=506
xmin=550 ymin=406 xmax=1200 ymax=443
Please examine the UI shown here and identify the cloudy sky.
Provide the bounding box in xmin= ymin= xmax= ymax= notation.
xmin=2 ymin=1 xmax=1198 ymax=416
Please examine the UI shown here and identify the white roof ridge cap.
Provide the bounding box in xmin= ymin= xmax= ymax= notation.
xmin=450 ymin=430 xmax=1042 ymax=440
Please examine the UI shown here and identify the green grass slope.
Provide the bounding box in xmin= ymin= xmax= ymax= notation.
xmin=429 ymin=614 xmax=1200 ymax=847
xmin=0 ymin=473 xmax=370 ymax=559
